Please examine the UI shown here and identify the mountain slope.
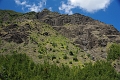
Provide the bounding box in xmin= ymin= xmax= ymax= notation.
xmin=0 ymin=9 xmax=120 ymax=70
xmin=35 ymin=9 xmax=120 ymax=61
xmin=0 ymin=12 xmax=91 ymax=67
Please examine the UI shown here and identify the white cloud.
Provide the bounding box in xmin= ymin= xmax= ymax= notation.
xmin=59 ymin=0 xmax=111 ymax=14
xmin=59 ymin=2 xmax=74 ymax=15
xmin=48 ymin=7 xmax=52 ymax=11
xmin=15 ymin=0 xmax=26 ymax=5
xmin=14 ymin=0 xmax=46 ymax=12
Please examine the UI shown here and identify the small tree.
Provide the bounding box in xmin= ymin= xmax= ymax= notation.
xmin=107 ymin=43 xmax=120 ymax=61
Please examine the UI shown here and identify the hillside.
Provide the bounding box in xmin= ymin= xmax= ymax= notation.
xmin=36 ymin=9 xmax=120 ymax=60
xmin=0 ymin=9 xmax=92 ymax=67
xmin=0 ymin=9 xmax=120 ymax=79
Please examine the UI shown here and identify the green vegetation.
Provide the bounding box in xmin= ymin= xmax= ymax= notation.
xmin=0 ymin=10 xmax=22 ymax=25
xmin=0 ymin=54 xmax=120 ymax=80
xmin=69 ymin=51 xmax=74 ymax=56
xmin=0 ymin=10 xmax=120 ymax=80
xmin=63 ymin=54 xmax=68 ymax=59
xmin=73 ymin=57 xmax=78 ymax=62
xmin=0 ymin=19 xmax=88 ymax=66
xmin=107 ymin=43 xmax=120 ymax=61
xmin=0 ymin=9 xmax=91 ymax=67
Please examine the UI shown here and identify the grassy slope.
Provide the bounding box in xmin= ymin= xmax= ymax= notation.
xmin=0 ymin=19 xmax=92 ymax=67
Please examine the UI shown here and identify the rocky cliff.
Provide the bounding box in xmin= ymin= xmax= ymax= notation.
xmin=35 ymin=9 xmax=120 ymax=60
xmin=0 ymin=9 xmax=120 ymax=62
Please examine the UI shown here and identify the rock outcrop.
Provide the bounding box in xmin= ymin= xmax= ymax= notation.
xmin=36 ymin=9 xmax=96 ymax=26
xmin=0 ymin=24 xmax=30 ymax=44
xmin=0 ymin=9 xmax=120 ymax=60
xmin=36 ymin=9 xmax=120 ymax=60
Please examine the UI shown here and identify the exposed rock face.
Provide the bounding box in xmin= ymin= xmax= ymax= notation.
xmin=36 ymin=9 xmax=120 ymax=60
xmin=0 ymin=24 xmax=29 ymax=44
xmin=52 ymin=24 xmax=120 ymax=50
xmin=0 ymin=9 xmax=120 ymax=60
xmin=36 ymin=9 xmax=95 ymax=26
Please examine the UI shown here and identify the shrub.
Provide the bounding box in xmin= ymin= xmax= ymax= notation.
xmin=38 ymin=47 xmax=47 ymax=54
xmin=107 ymin=43 xmax=120 ymax=61
xmin=56 ymin=60 xmax=60 ymax=63
xmin=69 ymin=61 xmax=72 ymax=64
xmin=87 ymin=54 xmax=91 ymax=58
xmin=52 ymin=42 xmax=57 ymax=48
xmin=63 ymin=55 xmax=68 ymax=59
xmin=52 ymin=55 xmax=56 ymax=60
xmin=69 ymin=51 xmax=74 ymax=56
xmin=38 ymin=55 xmax=42 ymax=59
xmin=73 ymin=57 xmax=78 ymax=62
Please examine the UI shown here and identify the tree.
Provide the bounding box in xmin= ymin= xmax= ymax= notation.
xmin=107 ymin=43 xmax=120 ymax=60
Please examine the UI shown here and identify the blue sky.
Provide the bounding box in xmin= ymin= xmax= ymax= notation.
xmin=0 ymin=0 xmax=120 ymax=31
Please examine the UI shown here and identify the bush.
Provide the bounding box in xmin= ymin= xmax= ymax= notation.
xmin=107 ymin=43 xmax=120 ymax=60
xmin=87 ymin=54 xmax=91 ymax=58
xmin=69 ymin=51 xmax=74 ymax=56
xmin=52 ymin=55 xmax=56 ymax=60
xmin=52 ymin=42 xmax=57 ymax=48
xmin=38 ymin=55 xmax=42 ymax=59
xmin=73 ymin=57 xmax=78 ymax=62
xmin=56 ymin=60 xmax=60 ymax=63
xmin=63 ymin=55 xmax=68 ymax=59
xmin=69 ymin=61 xmax=72 ymax=64
xmin=38 ymin=47 xmax=47 ymax=54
